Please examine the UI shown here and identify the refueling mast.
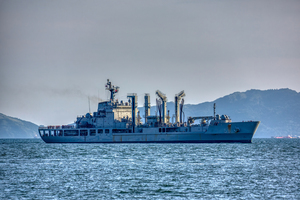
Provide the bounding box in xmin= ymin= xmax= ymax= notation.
xmin=75 ymin=79 xmax=221 ymax=131
xmin=174 ymin=90 xmax=186 ymax=125
xmin=127 ymin=94 xmax=137 ymax=133
xmin=144 ymin=94 xmax=150 ymax=123
xmin=155 ymin=90 xmax=167 ymax=124
xmin=104 ymin=80 xmax=219 ymax=129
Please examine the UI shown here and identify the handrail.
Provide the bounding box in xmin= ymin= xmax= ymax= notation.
xmin=38 ymin=125 xmax=75 ymax=130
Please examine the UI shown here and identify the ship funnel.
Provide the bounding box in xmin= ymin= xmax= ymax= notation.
xmin=144 ymin=94 xmax=150 ymax=123
xmin=155 ymin=90 xmax=167 ymax=124
xmin=175 ymin=90 xmax=185 ymax=123
xmin=127 ymin=93 xmax=138 ymax=133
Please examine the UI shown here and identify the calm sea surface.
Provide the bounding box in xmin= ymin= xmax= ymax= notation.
xmin=0 ymin=139 xmax=299 ymax=199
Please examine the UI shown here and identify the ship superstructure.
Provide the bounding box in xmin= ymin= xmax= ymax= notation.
xmin=38 ymin=79 xmax=260 ymax=143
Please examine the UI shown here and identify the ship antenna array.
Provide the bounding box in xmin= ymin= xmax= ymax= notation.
xmin=105 ymin=79 xmax=119 ymax=101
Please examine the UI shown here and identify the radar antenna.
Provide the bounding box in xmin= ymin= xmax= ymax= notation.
xmin=105 ymin=79 xmax=119 ymax=101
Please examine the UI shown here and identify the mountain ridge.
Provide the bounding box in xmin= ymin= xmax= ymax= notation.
xmin=0 ymin=113 xmax=38 ymax=138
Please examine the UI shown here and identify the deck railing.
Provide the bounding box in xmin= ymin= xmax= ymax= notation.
xmin=38 ymin=125 xmax=75 ymax=130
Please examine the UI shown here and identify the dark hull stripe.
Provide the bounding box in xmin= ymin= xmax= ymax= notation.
xmin=42 ymin=140 xmax=252 ymax=144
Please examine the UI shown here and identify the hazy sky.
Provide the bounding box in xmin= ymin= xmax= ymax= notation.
xmin=0 ymin=0 xmax=299 ymax=125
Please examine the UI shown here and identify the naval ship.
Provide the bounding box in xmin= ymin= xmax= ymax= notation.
xmin=38 ymin=79 xmax=260 ymax=143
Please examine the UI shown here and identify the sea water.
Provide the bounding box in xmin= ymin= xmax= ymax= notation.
xmin=0 ymin=139 xmax=299 ymax=199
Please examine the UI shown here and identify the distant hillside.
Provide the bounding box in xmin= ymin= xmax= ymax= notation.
xmin=0 ymin=113 xmax=39 ymax=138
xmin=139 ymin=88 xmax=300 ymax=138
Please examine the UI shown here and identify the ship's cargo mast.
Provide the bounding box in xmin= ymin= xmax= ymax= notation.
xmin=180 ymin=98 xmax=185 ymax=123
xmin=175 ymin=90 xmax=185 ymax=124
xmin=127 ymin=93 xmax=137 ymax=132
xmin=144 ymin=94 xmax=150 ymax=123
xmin=155 ymin=90 xmax=167 ymax=124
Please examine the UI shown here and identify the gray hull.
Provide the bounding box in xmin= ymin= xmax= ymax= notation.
xmin=40 ymin=121 xmax=260 ymax=143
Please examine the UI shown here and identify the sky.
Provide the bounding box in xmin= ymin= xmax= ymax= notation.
xmin=0 ymin=0 xmax=299 ymax=125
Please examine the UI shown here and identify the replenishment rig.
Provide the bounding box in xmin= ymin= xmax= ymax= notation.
xmin=39 ymin=79 xmax=260 ymax=143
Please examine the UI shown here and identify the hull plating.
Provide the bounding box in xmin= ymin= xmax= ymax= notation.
xmin=40 ymin=122 xmax=259 ymax=143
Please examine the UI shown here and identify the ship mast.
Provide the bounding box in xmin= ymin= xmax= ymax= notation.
xmin=105 ymin=79 xmax=119 ymax=101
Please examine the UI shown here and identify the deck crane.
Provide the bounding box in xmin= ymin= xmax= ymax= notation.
xmin=187 ymin=116 xmax=214 ymax=126
xmin=187 ymin=103 xmax=216 ymax=125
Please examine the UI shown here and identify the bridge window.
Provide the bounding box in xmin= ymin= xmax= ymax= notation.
xmin=50 ymin=130 xmax=55 ymax=136
xmin=39 ymin=130 xmax=44 ymax=136
xmin=80 ymin=130 xmax=88 ymax=136
xmin=105 ymin=129 xmax=110 ymax=134
xmin=112 ymin=129 xmax=127 ymax=133
xmin=98 ymin=129 xmax=103 ymax=134
xmin=166 ymin=128 xmax=177 ymax=132
xmin=64 ymin=130 xmax=79 ymax=136
xmin=57 ymin=130 xmax=63 ymax=136
xmin=90 ymin=129 xmax=96 ymax=136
